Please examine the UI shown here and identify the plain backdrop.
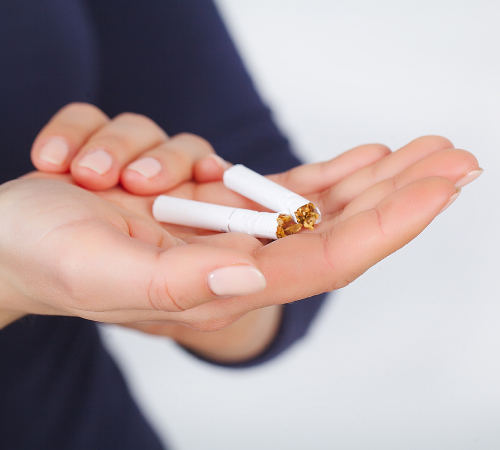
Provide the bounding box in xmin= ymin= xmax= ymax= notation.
xmin=100 ymin=1 xmax=500 ymax=449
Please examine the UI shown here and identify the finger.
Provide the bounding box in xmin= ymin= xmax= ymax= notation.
xmin=317 ymin=135 xmax=454 ymax=214
xmin=193 ymin=154 xmax=232 ymax=183
xmin=332 ymin=148 xmax=480 ymax=224
xmin=252 ymin=177 xmax=459 ymax=303
xmin=31 ymin=103 xmax=109 ymax=173
xmin=46 ymin=217 xmax=267 ymax=321
xmin=70 ymin=112 xmax=168 ymax=190
xmin=120 ymin=133 xmax=220 ymax=195
xmin=268 ymin=143 xmax=391 ymax=195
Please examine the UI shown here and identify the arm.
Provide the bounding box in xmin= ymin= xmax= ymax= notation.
xmin=25 ymin=107 xmax=481 ymax=368
xmin=2 ymin=102 xmax=481 ymax=367
xmin=85 ymin=0 xmax=299 ymax=173
xmin=81 ymin=0 xmax=317 ymax=364
xmin=13 ymin=2 xmax=480 ymax=366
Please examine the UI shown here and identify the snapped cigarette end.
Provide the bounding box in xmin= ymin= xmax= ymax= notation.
xmin=224 ymin=165 xmax=322 ymax=228
xmin=276 ymin=214 xmax=303 ymax=239
xmin=295 ymin=203 xmax=320 ymax=230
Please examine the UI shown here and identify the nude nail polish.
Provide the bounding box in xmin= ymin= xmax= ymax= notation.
xmin=208 ymin=265 xmax=267 ymax=296
xmin=126 ymin=157 xmax=162 ymax=179
xmin=455 ymin=168 xmax=484 ymax=188
xmin=39 ymin=138 xmax=69 ymax=165
xmin=439 ymin=188 xmax=461 ymax=214
xmin=78 ymin=149 xmax=113 ymax=175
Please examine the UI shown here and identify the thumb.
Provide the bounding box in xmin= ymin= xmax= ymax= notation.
xmin=46 ymin=219 xmax=267 ymax=321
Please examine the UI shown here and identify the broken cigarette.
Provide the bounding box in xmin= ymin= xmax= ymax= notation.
xmin=152 ymin=196 xmax=302 ymax=240
xmin=223 ymin=164 xmax=321 ymax=230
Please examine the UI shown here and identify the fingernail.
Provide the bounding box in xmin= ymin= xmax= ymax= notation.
xmin=208 ymin=265 xmax=267 ymax=296
xmin=126 ymin=157 xmax=162 ymax=179
xmin=208 ymin=154 xmax=231 ymax=171
xmin=78 ymin=149 xmax=113 ymax=175
xmin=39 ymin=138 xmax=69 ymax=165
xmin=439 ymin=188 xmax=461 ymax=214
xmin=455 ymin=168 xmax=484 ymax=188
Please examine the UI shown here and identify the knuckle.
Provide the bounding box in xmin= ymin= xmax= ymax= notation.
xmin=158 ymin=145 xmax=192 ymax=175
xmin=173 ymin=133 xmax=215 ymax=155
xmin=58 ymin=102 xmax=108 ymax=122
xmin=147 ymin=273 xmax=186 ymax=313
xmin=113 ymin=111 xmax=148 ymax=124
xmin=319 ymin=230 xmax=345 ymax=291
xmin=372 ymin=204 xmax=389 ymax=240
xmin=94 ymin=131 xmax=131 ymax=151
xmin=147 ymin=269 xmax=205 ymax=313
xmin=113 ymin=112 xmax=168 ymax=140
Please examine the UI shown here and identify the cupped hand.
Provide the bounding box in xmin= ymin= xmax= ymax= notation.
xmin=35 ymin=135 xmax=481 ymax=319
xmin=29 ymin=106 xmax=482 ymax=320
xmin=26 ymin=118 xmax=482 ymax=361
xmin=116 ymin=135 xmax=482 ymax=361
xmin=0 ymin=177 xmax=271 ymax=329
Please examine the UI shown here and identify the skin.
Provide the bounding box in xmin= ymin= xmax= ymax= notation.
xmin=0 ymin=103 xmax=482 ymax=362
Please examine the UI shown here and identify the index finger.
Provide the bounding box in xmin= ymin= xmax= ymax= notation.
xmin=31 ymin=103 xmax=109 ymax=172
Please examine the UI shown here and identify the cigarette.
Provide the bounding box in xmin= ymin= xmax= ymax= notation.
xmin=152 ymin=196 xmax=302 ymax=240
xmin=223 ymin=164 xmax=321 ymax=230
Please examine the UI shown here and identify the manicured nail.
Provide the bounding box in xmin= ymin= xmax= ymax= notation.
xmin=208 ymin=265 xmax=267 ymax=296
xmin=39 ymin=138 xmax=69 ymax=165
xmin=208 ymin=154 xmax=231 ymax=171
xmin=77 ymin=149 xmax=113 ymax=175
xmin=126 ymin=157 xmax=162 ymax=179
xmin=455 ymin=168 xmax=484 ymax=188
xmin=439 ymin=188 xmax=461 ymax=214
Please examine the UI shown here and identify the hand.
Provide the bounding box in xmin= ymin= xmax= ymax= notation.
xmin=0 ymin=177 xmax=268 ymax=328
xmin=25 ymin=103 xmax=280 ymax=362
xmin=31 ymin=135 xmax=481 ymax=362
xmin=24 ymin=108 xmax=483 ymax=362
xmin=114 ymin=136 xmax=481 ymax=363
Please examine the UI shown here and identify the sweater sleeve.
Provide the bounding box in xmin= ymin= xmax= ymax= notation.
xmin=83 ymin=0 xmax=328 ymax=366
xmin=83 ymin=0 xmax=300 ymax=174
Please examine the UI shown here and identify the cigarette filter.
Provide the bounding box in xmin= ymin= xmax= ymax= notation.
xmin=152 ymin=196 xmax=302 ymax=240
xmin=223 ymin=164 xmax=321 ymax=229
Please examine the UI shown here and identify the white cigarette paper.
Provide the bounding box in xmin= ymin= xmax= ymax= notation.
xmin=223 ymin=164 xmax=321 ymax=228
xmin=152 ymin=196 xmax=299 ymax=240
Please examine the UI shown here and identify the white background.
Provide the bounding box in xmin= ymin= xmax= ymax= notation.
xmin=100 ymin=1 xmax=500 ymax=448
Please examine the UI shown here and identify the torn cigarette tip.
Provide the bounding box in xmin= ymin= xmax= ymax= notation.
xmin=152 ymin=196 xmax=302 ymax=240
xmin=223 ymin=164 xmax=321 ymax=229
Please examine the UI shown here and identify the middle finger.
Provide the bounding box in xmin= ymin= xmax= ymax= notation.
xmin=71 ymin=112 xmax=168 ymax=190
xmin=322 ymin=148 xmax=480 ymax=228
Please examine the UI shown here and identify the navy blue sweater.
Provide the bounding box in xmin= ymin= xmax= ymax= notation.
xmin=0 ymin=1 xmax=326 ymax=448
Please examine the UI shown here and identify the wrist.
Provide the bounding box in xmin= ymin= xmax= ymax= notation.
xmin=0 ymin=271 xmax=26 ymax=329
xmin=175 ymin=305 xmax=283 ymax=363
xmin=0 ymin=309 xmax=25 ymax=329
